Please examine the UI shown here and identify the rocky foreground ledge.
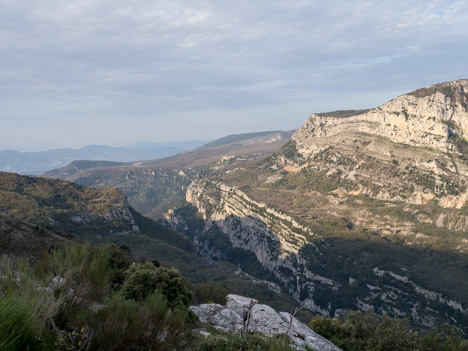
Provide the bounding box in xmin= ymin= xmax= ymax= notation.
xmin=190 ymin=294 xmax=342 ymax=351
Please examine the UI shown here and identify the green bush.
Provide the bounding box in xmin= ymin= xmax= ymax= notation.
xmin=198 ymin=333 xmax=295 ymax=351
xmin=0 ymin=256 xmax=60 ymax=350
xmin=107 ymin=244 xmax=133 ymax=289
xmin=121 ymin=262 xmax=192 ymax=309
xmin=37 ymin=243 xmax=114 ymax=326
xmin=309 ymin=311 xmax=468 ymax=351
xmin=191 ymin=282 xmax=229 ymax=305
xmin=0 ymin=243 xmax=199 ymax=350
xmin=420 ymin=323 xmax=468 ymax=351
xmin=91 ymin=293 xmax=192 ymax=351
xmin=0 ymin=295 xmax=45 ymax=350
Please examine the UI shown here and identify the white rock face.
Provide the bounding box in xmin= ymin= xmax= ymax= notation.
xmin=190 ymin=294 xmax=342 ymax=351
xmin=179 ymin=178 xmax=339 ymax=315
xmin=186 ymin=179 xmax=314 ymax=256
xmin=293 ymin=80 xmax=468 ymax=158
xmin=226 ymin=294 xmax=258 ymax=319
xmin=288 ymin=79 xmax=468 ymax=215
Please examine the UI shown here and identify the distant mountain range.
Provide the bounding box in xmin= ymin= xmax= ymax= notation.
xmin=0 ymin=140 xmax=208 ymax=175
xmin=44 ymin=130 xmax=294 ymax=219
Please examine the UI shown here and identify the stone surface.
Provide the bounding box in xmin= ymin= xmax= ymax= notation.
xmin=210 ymin=308 xmax=244 ymax=333
xmin=225 ymin=294 xmax=258 ymax=319
xmin=293 ymin=80 xmax=468 ymax=156
xmin=190 ymin=294 xmax=342 ymax=351
xmin=190 ymin=303 xmax=224 ymax=324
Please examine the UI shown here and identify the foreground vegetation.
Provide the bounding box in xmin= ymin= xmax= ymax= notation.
xmin=310 ymin=312 xmax=468 ymax=351
xmin=1 ymin=241 xmax=467 ymax=350
xmin=0 ymin=242 xmax=298 ymax=350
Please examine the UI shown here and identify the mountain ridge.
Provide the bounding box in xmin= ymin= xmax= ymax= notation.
xmin=0 ymin=171 xmax=139 ymax=236
xmin=164 ymin=79 xmax=468 ymax=330
xmin=0 ymin=141 xmax=207 ymax=175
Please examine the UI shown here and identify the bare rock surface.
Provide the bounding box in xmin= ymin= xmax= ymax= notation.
xmin=190 ymin=294 xmax=342 ymax=351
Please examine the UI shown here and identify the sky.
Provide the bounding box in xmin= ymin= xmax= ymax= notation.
xmin=1 ymin=0 xmax=467 ymax=151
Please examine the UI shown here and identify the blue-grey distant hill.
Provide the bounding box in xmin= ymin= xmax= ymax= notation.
xmin=0 ymin=141 xmax=208 ymax=175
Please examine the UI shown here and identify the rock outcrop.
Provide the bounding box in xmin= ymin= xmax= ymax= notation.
xmin=294 ymin=79 xmax=468 ymax=156
xmin=290 ymin=80 xmax=468 ymax=212
xmin=191 ymin=294 xmax=342 ymax=351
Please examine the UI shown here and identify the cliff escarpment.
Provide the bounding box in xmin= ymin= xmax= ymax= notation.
xmin=166 ymin=179 xmax=468 ymax=329
xmin=165 ymin=80 xmax=468 ymax=331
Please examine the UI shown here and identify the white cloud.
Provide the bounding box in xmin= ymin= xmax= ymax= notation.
xmin=0 ymin=0 xmax=467 ymax=149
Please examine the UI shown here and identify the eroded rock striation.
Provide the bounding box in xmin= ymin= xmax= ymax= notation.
xmin=291 ymin=79 xmax=468 ymax=211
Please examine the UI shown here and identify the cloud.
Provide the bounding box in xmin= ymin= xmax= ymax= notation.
xmin=0 ymin=0 xmax=467 ymax=149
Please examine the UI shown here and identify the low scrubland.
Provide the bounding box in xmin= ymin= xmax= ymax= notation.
xmin=0 ymin=242 xmax=466 ymax=350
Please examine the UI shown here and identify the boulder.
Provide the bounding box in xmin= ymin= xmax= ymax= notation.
xmin=190 ymin=303 xmax=224 ymax=323
xmin=210 ymin=308 xmax=244 ymax=333
xmin=226 ymin=294 xmax=258 ymax=319
xmin=190 ymin=294 xmax=342 ymax=351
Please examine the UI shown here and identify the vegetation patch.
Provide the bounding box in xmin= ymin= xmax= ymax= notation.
xmin=310 ymin=311 xmax=468 ymax=351
xmin=315 ymin=109 xmax=371 ymax=118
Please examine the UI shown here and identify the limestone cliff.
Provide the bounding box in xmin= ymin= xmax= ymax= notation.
xmin=294 ymin=79 xmax=468 ymax=155
xmin=290 ymin=80 xmax=468 ymax=212
xmin=165 ymin=80 xmax=468 ymax=331
xmin=166 ymin=178 xmax=467 ymax=329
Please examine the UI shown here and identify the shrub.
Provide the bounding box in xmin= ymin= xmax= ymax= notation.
xmin=420 ymin=323 xmax=468 ymax=351
xmin=107 ymin=244 xmax=133 ymax=289
xmin=0 ymin=243 xmax=202 ymax=349
xmin=309 ymin=311 xmax=419 ymax=351
xmin=0 ymin=256 xmax=60 ymax=350
xmin=198 ymin=333 xmax=295 ymax=351
xmin=0 ymin=295 xmax=44 ymax=350
xmin=309 ymin=311 xmax=468 ymax=351
xmin=309 ymin=315 xmax=350 ymax=347
xmin=36 ymin=243 xmax=116 ymax=327
xmin=191 ymin=282 xmax=229 ymax=305
xmin=121 ymin=262 xmax=192 ymax=309
xmin=91 ymin=293 xmax=192 ymax=351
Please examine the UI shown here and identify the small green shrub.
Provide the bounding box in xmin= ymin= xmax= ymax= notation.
xmin=107 ymin=244 xmax=133 ymax=289
xmin=121 ymin=262 xmax=192 ymax=309
xmin=91 ymin=293 xmax=192 ymax=351
xmin=198 ymin=332 xmax=295 ymax=351
xmin=0 ymin=256 xmax=61 ymax=349
xmin=420 ymin=323 xmax=468 ymax=351
xmin=191 ymin=282 xmax=229 ymax=305
xmin=0 ymin=295 xmax=50 ymax=351
xmin=0 ymin=243 xmax=200 ymax=350
xmin=37 ymin=243 xmax=114 ymax=326
xmin=309 ymin=311 xmax=468 ymax=351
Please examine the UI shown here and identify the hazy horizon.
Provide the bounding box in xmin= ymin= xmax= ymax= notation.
xmin=1 ymin=1 xmax=467 ymax=151
xmin=0 ymin=139 xmax=211 ymax=153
